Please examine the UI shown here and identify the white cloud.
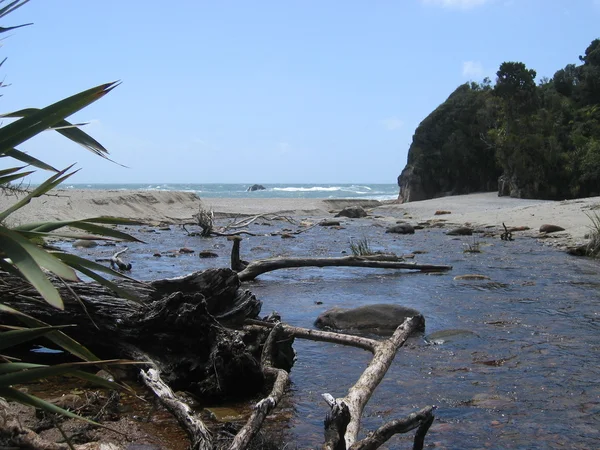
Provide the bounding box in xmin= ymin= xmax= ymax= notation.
xmin=462 ymin=60 xmax=484 ymax=78
xmin=421 ymin=0 xmax=490 ymax=9
xmin=382 ymin=117 xmax=404 ymax=131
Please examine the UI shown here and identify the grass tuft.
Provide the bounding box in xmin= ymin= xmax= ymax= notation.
xmin=585 ymin=210 xmax=600 ymax=258
xmin=349 ymin=237 xmax=374 ymax=256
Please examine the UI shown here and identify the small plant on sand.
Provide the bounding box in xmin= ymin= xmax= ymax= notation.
xmin=585 ymin=210 xmax=600 ymax=257
xmin=193 ymin=201 xmax=215 ymax=237
xmin=350 ymin=237 xmax=374 ymax=256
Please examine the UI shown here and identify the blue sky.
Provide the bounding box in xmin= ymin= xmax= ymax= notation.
xmin=1 ymin=0 xmax=598 ymax=184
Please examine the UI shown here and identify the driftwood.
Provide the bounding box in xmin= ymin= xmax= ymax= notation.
xmin=230 ymin=238 xmax=452 ymax=281
xmin=0 ymin=269 xmax=283 ymax=401
xmin=94 ymin=247 xmax=132 ymax=271
xmin=245 ymin=318 xmax=435 ymax=449
xmin=229 ymin=323 xmax=290 ymax=450
xmin=140 ymin=368 xmax=212 ymax=450
xmin=237 ymin=255 xmax=452 ymax=281
xmin=0 ymin=265 xmax=435 ymax=449
xmin=500 ymin=222 xmax=513 ymax=241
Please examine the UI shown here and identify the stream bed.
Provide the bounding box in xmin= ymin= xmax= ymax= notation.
xmin=63 ymin=217 xmax=600 ymax=449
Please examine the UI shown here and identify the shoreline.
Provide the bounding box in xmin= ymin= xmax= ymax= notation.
xmin=0 ymin=189 xmax=598 ymax=246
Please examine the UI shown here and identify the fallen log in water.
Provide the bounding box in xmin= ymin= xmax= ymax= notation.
xmin=237 ymin=255 xmax=452 ymax=281
xmin=229 ymin=238 xmax=452 ymax=281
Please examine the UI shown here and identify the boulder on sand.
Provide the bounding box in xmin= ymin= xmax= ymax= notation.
xmin=385 ymin=223 xmax=415 ymax=234
xmin=335 ymin=206 xmax=367 ymax=218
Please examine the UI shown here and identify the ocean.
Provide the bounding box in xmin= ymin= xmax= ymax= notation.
xmin=60 ymin=183 xmax=399 ymax=201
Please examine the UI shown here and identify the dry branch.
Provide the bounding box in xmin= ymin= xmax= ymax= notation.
xmin=110 ymin=247 xmax=132 ymax=271
xmin=228 ymin=323 xmax=290 ymax=450
xmin=140 ymin=368 xmax=212 ymax=450
xmin=244 ymin=319 xmax=377 ymax=352
xmin=349 ymin=405 xmax=435 ymax=450
xmin=246 ymin=318 xmax=435 ymax=448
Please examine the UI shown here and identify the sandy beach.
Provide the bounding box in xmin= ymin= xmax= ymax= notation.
xmin=1 ymin=189 xmax=598 ymax=245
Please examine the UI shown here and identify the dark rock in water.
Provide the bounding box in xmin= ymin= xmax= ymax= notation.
xmin=386 ymin=223 xmax=415 ymax=234
xmin=425 ymin=329 xmax=479 ymax=345
xmin=73 ymin=239 xmax=97 ymax=248
xmin=247 ymin=184 xmax=266 ymax=192
xmin=199 ymin=250 xmax=219 ymax=258
xmin=179 ymin=247 xmax=195 ymax=254
xmin=335 ymin=206 xmax=367 ymax=218
xmin=319 ymin=219 xmax=341 ymax=227
xmin=539 ymin=224 xmax=565 ymax=233
xmin=315 ymin=304 xmax=424 ymax=335
xmin=446 ymin=226 xmax=473 ymax=236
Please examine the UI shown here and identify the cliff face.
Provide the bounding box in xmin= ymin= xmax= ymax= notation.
xmin=397 ymin=83 xmax=501 ymax=202
xmin=398 ymin=39 xmax=600 ymax=203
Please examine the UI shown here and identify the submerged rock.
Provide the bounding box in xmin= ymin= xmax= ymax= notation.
xmin=247 ymin=184 xmax=266 ymax=192
xmin=425 ymin=329 xmax=479 ymax=345
xmin=315 ymin=304 xmax=425 ymax=335
xmin=454 ymin=274 xmax=490 ymax=281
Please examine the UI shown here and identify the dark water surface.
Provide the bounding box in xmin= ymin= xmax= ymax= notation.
xmin=66 ymin=218 xmax=600 ymax=449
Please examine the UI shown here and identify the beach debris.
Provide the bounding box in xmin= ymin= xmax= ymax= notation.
xmin=435 ymin=210 xmax=451 ymax=215
xmin=95 ymin=247 xmax=133 ymax=271
xmin=280 ymin=233 xmax=295 ymax=239
xmin=227 ymin=235 xmax=249 ymax=271
xmin=539 ymin=224 xmax=565 ymax=233
xmin=335 ymin=205 xmax=367 ymax=218
xmin=192 ymin=200 xmax=215 ymax=237
xmin=501 ymin=222 xmax=514 ymax=241
xmin=385 ymin=223 xmax=415 ymax=234
xmin=446 ymin=226 xmax=473 ymax=236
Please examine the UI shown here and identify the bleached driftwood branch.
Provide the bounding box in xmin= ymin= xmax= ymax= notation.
xmin=246 ymin=317 xmax=435 ymax=449
xmin=228 ymin=323 xmax=290 ymax=450
xmin=140 ymin=368 xmax=212 ymax=450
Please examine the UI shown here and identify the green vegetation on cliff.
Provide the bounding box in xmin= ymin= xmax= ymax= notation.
xmin=399 ymin=39 xmax=600 ymax=201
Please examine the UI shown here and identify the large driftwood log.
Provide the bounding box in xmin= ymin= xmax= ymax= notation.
xmin=236 ymin=255 xmax=452 ymax=281
xmin=0 ymin=269 xmax=287 ymax=400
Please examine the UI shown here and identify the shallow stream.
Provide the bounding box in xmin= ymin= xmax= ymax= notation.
xmin=64 ymin=217 xmax=600 ymax=449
